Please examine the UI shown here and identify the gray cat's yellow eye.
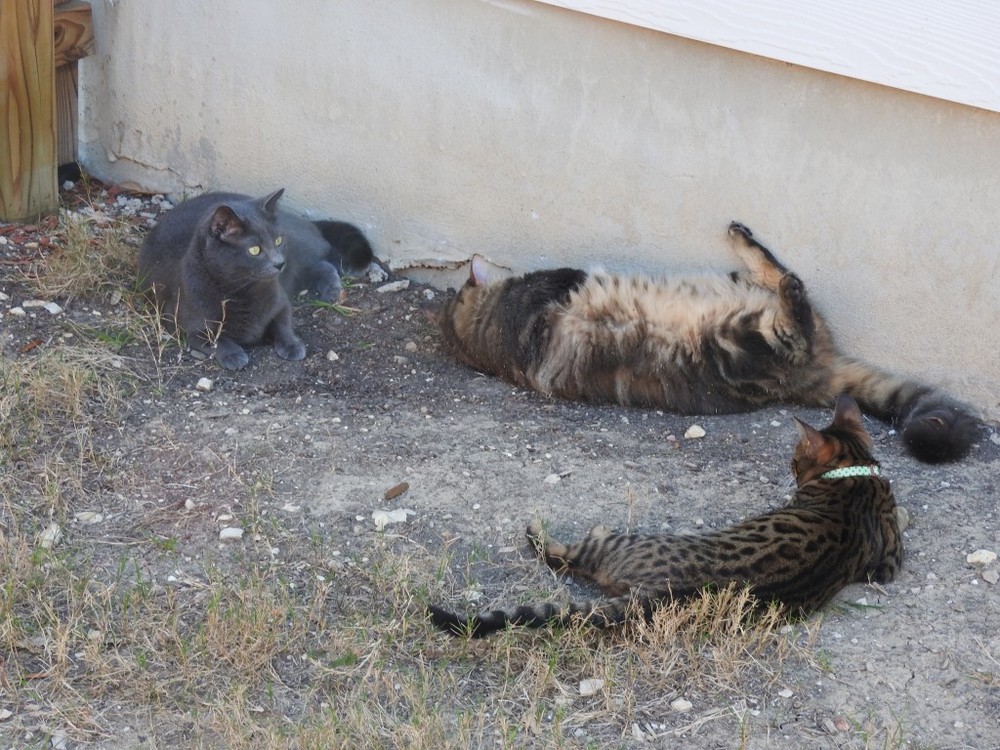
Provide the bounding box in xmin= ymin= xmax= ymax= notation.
xmin=274 ymin=236 xmax=283 ymax=247
xmin=248 ymin=245 xmax=261 ymax=256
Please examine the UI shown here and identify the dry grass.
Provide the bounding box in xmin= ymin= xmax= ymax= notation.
xmin=0 ymin=210 xmax=826 ymax=749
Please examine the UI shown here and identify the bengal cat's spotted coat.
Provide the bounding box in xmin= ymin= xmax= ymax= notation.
xmin=429 ymin=396 xmax=903 ymax=637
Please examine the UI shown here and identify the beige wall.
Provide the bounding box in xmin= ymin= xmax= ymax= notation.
xmin=79 ymin=0 xmax=1000 ymax=418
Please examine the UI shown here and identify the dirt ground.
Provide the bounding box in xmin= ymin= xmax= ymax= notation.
xmin=2 ymin=183 xmax=999 ymax=749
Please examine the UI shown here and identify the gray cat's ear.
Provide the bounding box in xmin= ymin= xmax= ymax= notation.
xmin=210 ymin=205 xmax=246 ymax=240
xmin=260 ymin=188 xmax=285 ymax=216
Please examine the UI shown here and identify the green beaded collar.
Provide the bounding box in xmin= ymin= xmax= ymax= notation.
xmin=820 ymin=465 xmax=881 ymax=480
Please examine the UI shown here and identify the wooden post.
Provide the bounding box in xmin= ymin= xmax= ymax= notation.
xmin=54 ymin=0 xmax=95 ymax=165
xmin=0 ymin=0 xmax=58 ymax=223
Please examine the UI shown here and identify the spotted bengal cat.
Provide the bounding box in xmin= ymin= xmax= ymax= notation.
xmin=429 ymin=395 xmax=903 ymax=637
xmin=438 ymin=221 xmax=978 ymax=463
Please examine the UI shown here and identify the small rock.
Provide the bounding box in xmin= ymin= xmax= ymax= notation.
xmin=670 ymin=697 xmax=693 ymax=712
xmin=63 ymin=180 xmax=75 ymax=190
xmin=195 ymin=377 xmax=213 ymax=392
xmin=326 ymin=350 xmax=340 ymax=362
xmin=967 ymin=549 xmax=998 ymax=566
xmin=219 ymin=527 xmax=244 ymax=541
xmin=38 ymin=522 xmax=62 ymax=549
xmin=44 ymin=302 xmax=63 ymax=315
xmin=372 ymin=508 xmax=415 ymax=531
xmin=376 ymin=280 xmax=410 ymax=293
xmin=770 ymin=420 xmax=781 ymax=427
xmin=368 ymin=265 xmax=389 ymax=283
xmin=384 ymin=482 xmax=409 ymax=501
xmin=544 ymin=473 xmax=561 ymax=484
xmin=684 ymin=424 xmax=706 ymax=439
xmin=0 ymin=291 xmax=8 ymax=301
xmin=422 ymin=288 xmax=436 ymax=301
xmin=0 ymin=708 xmax=13 ymax=720
xmin=50 ymin=733 xmax=69 ymax=750
xmin=990 ymin=433 xmax=1000 ymax=446
xmin=982 ymin=570 xmax=999 ymax=585
xmin=281 ymin=503 xmax=302 ymax=512
xmin=778 ymin=688 xmax=794 ymax=698
xmin=833 ymin=716 xmax=851 ymax=732
xmin=73 ymin=511 xmax=103 ymax=524
xmin=22 ymin=299 xmax=48 ymax=308
xmin=579 ymin=678 xmax=605 ymax=696
xmin=393 ymin=355 xmax=409 ymax=366
xmin=404 ymin=340 xmax=418 ymax=353
xmin=462 ymin=589 xmax=483 ymax=603
xmin=9 ymin=307 xmax=26 ymax=317
xmin=184 ymin=499 xmax=197 ymax=510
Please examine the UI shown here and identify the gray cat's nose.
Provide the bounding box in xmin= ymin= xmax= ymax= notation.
xmin=274 ymin=260 xmax=286 ymax=273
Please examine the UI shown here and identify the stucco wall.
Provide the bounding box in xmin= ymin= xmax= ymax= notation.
xmin=78 ymin=0 xmax=1000 ymax=419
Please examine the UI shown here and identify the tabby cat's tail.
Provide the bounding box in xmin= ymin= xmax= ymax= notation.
xmin=830 ymin=357 xmax=979 ymax=463
xmin=428 ymin=595 xmax=652 ymax=638
xmin=313 ymin=220 xmax=375 ymax=274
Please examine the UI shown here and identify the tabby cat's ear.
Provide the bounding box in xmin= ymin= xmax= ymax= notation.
xmin=260 ymin=188 xmax=285 ymax=216
xmin=794 ymin=417 xmax=836 ymax=463
xmin=470 ymin=255 xmax=490 ymax=287
xmin=831 ymin=394 xmax=864 ymax=432
xmin=209 ymin=205 xmax=246 ymax=241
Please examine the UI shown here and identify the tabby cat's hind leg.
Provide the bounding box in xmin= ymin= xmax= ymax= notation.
xmin=727 ymin=221 xmax=790 ymax=290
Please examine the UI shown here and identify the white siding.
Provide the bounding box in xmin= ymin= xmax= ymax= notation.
xmin=536 ymin=0 xmax=1000 ymax=112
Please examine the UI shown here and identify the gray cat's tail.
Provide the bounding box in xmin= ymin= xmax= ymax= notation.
xmin=313 ymin=220 xmax=375 ymax=274
xmin=428 ymin=595 xmax=652 ymax=638
xmin=829 ymin=357 xmax=979 ymax=463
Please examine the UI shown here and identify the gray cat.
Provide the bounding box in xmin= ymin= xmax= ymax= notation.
xmin=138 ymin=189 xmax=373 ymax=370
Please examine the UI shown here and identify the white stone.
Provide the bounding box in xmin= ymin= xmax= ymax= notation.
xmin=9 ymin=307 xmax=26 ymax=317
xmin=982 ymin=570 xmax=999 ymax=585
xmin=38 ymin=522 xmax=62 ymax=549
xmin=0 ymin=291 xmax=9 ymax=301
xmin=670 ymin=697 xmax=693 ymax=712
xmin=184 ymin=499 xmax=197 ymax=510
xmin=0 ymin=708 xmax=13 ymax=720
xmin=967 ymin=549 xmax=998 ymax=566
xmin=195 ymin=377 xmax=213 ymax=392
xmin=219 ymin=527 xmax=244 ymax=541
xmin=579 ymin=678 xmax=605 ymax=696
xmin=44 ymin=302 xmax=63 ymax=315
xmin=422 ymin=288 xmax=436 ymax=300
xmin=684 ymin=424 xmax=706 ymax=439
xmin=372 ymin=507 xmax=416 ymax=531
xmin=326 ymin=350 xmax=340 ymax=362
xmin=22 ymin=299 xmax=48 ymax=308
xmin=367 ymin=265 xmax=389 ymax=283
xmin=544 ymin=473 xmax=561 ymax=484
xmin=376 ymin=280 xmax=410 ymax=293
xmin=778 ymin=688 xmax=794 ymax=698
xmin=74 ymin=511 xmax=103 ymax=524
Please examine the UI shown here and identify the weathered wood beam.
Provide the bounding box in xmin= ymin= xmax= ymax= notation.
xmin=54 ymin=0 xmax=93 ymax=67
xmin=0 ymin=0 xmax=58 ymax=222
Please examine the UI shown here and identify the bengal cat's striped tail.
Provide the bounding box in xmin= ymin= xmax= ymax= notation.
xmin=830 ymin=357 xmax=980 ymax=463
xmin=428 ymin=595 xmax=652 ymax=638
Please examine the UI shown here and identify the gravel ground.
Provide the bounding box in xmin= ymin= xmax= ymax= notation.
xmin=2 ymin=180 xmax=999 ymax=748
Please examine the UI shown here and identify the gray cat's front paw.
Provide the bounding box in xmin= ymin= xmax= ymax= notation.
xmin=274 ymin=337 xmax=306 ymax=361
xmin=217 ymin=348 xmax=250 ymax=370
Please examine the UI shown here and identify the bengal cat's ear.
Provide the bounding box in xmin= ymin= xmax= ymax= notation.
xmin=470 ymin=255 xmax=491 ymax=287
xmin=831 ymin=394 xmax=864 ymax=432
xmin=794 ymin=417 xmax=837 ymax=463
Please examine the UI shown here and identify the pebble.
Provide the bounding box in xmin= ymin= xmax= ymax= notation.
xmin=684 ymin=424 xmax=706 ymax=439
xmin=9 ymin=307 xmax=26 ymax=317
xmin=778 ymin=688 xmax=794 ymax=698
xmin=967 ymin=549 xmax=997 ymax=566
xmin=383 ymin=482 xmax=409 ymax=501
xmin=0 ymin=708 xmax=12 ymax=720
xmin=544 ymin=473 xmax=561 ymax=484
xmin=579 ymin=678 xmax=605 ymax=696
xmin=326 ymin=350 xmax=340 ymax=362
xmin=219 ymin=527 xmax=244 ymax=541
xmin=670 ymin=697 xmax=693 ymax=712
xmin=38 ymin=522 xmax=62 ymax=549
xmin=404 ymin=340 xmax=418 ymax=353
xmin=982 ymin=570 xmax=999 ymax=585
xmin=422 ymin=288 xmax=435 ymax=300
xmin=372 ymin=508 xmax=415 ymax=531
xmin=74 ymin=511 xmax=103 ymax=524
xmin=44 ymin=302 xmax=62 ymax=315
xmin=368 ymin=265 xmax=389 ymax=283
xmin=195 ymin=377 xmax=213 ymax=392
xmin=22 ymin=299 xmax=49 ymax=308
xmin=0 ymin=292 xmax=7 ymax=301
xmin=376 ymin=280 xmax=409 ymax=293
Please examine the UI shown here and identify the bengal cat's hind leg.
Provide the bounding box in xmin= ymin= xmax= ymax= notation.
xmin=527 ymin=521 xmax=612 ymax=574
xmin=727 ymin=221 xmax=790 ymax=290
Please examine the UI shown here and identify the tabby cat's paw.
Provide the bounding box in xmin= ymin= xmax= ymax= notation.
xmin=728 ymin=221 xmax=753 ymax=240
xmin=778 ymin=273 xmax=806 ymax=304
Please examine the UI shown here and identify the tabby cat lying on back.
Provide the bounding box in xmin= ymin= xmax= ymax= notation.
xmin=138 ymin=189 xmax=373 ymax=370
xmin=430 ymin=395 xmax=902 ymax=637
xmin=439 ymin=222 xmax=978 ymax=463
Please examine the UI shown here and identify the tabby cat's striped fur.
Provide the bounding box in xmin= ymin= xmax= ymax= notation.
xmin=429 ymin=395 xmax=902 ymax=637
xmin=439 ymin=222 xmax=978 ymax=462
